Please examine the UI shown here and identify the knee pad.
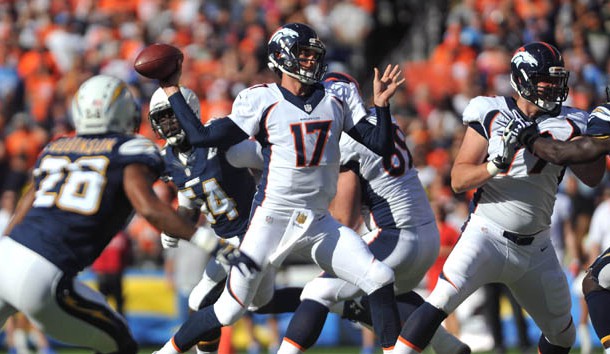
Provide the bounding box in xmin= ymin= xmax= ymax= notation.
xmin=213 ymin=295 xmax=249 ymax=325
xmin=543 ymin=318 xmax=576 ymax=348
xmin=300 ymin=278 xmax=337 ymax=308
xmin=360 ymin=261 xmax=395 ymax=295
xmin=188 ymin=274 xmax=226 ymax=311
xmin=426 ymin=278 xmax=461 ymax=314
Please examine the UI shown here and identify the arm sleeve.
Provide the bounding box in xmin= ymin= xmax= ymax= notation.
xmin=346 ymin=105 xmax=393 ymax=156
xmin=168 ymin=92 xmax=248 ymax=149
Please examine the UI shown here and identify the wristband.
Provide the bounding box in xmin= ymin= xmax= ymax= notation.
xmin=486 ymin=161 xmax=500 ymax=176
xmin=190 ymin=227 xmax=218 ymax=253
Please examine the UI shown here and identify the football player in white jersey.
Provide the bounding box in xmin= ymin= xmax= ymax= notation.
xmin=0 ymin=75 xmax=237 ymax=354
xmin=153 ymin=23 xmax=405 ymax=354
xmin=392 ymin=42 xmax=606 ymax=354
xmin=273 ymin=72 xmax=470 ymax=354
xmin=509 ymin=89 xmax=610 ymax=352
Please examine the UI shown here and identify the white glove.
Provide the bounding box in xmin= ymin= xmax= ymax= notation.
xmin=487 ymin=116 xmax=530 ymax=176
xmin=215 ymin=239 xmax=260 ymax=278
xmin=160 ymin=232 xmax=179 ymax=249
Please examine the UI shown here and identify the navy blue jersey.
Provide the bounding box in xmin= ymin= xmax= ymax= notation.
xmin=587 ymin=103 xmax=610 ymax=136
xmin=9 ymin=134 xmax=162 ymax=276
xmin=161 ymin=145 xmax=255 ymax=238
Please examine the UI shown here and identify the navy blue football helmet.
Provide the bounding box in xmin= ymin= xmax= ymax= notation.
xmin=267 ymin=23 xmax=327 ymax=85
xmin=510 ymin=42 xmax=569 ymax=113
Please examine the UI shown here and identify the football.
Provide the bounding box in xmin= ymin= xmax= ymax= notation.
xmin=134 ymin=43 xmax=183 ymax=80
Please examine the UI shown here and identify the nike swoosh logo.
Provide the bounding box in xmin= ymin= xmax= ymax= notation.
xmin=540 ymin=246 xmax=548 ymax=252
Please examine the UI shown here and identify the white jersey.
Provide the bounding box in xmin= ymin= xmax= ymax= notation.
xmin=339 ymin=123 xmax=435 ymax=229
xmin=228 ymin=81 xmax=368 ymax=212
xmin=463 ymin=96 xmax=588 ymax=234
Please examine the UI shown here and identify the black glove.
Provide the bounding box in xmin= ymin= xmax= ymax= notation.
xmin=215 ymin=241 xmax=260 ymax=277
xmin=517 ymin=123 xmax=539 ymax=152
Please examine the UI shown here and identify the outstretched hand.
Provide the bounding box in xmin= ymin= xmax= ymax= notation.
xmin=373 ymin=64 xmax=405 ymax=107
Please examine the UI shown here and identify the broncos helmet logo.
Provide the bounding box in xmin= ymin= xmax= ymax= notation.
xmin=512 ymin=50 xmax=538 ymax=68
xmin=270 ymin=28 xmax=299 ymax=52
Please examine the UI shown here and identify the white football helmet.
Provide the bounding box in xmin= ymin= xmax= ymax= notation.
xmin=148 ymin=86 xmax=200 ymax=146
xmin=71 ymin=75 xmax=140 ymax=135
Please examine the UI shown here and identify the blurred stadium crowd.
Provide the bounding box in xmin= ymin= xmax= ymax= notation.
xmin=0 ymin=0 xmax=609 ymax=308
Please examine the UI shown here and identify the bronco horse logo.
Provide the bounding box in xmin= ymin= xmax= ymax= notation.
xmin=270 ymin=28 xmax=299 ymax=51
xmin=512 ymin=50 xmax=538 ymax=68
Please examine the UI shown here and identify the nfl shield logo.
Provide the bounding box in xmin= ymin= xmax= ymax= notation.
xmin=265 ymin=216 xmax=273 ymax=224
xmin=304 ymin=104 xmax=312 ymax=113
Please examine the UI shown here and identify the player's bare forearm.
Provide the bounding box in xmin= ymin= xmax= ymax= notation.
xmin=450 ymin=162 xmax=494 ymax=193
xmin=329 ymin=169 xmax=362 ymax=229
xmin=124 ymin=164 xmax=197 ymax=240
xmin=177 ymin=205 xmax=200 ymax=224
xmin=570 ymin=155 xmax=605 ymax=187
xmin=532 ymin=136 xmax=610 ymax=165
xmin=450 ymin=128 xmax=492 ymax=193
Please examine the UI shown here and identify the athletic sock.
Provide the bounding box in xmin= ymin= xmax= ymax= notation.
xmin=368 ymin=283 xmax=401 ymax=350
xmin=396 ymin=302 xmax=447 ymax=353
xmin=585 ymin=290 xmax=610 ymax=349
xmin=538 ymin=334 xmax=570 ymax=354
xmin=255 ymin=287 xmax=303 ymax=314
xmin=282 ymin=300 xmax=328 ymax=350
xmin=173 ymin=307 xmax=223 ymax=352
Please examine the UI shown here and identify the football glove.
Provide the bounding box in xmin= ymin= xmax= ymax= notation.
xmin=517 ymin=123 xmax=539 ymax=152
xmin=160 ymin=232 xmax=179 ymax=249
xmin=215 ymin=240 xmax=260 ymax=278
xmin=491 ymin=116 xmax=530 ymax=171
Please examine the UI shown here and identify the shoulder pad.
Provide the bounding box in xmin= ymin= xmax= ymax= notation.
xmin=591 ymin=104 xmax=610 ymax=122
xmin=324 ymin=80 xmax=356 ymax=100
xmin=118 ymin=136 xmax=160 ymax=156
xmin=462 ymin=96 xmax=502 ymax=124
xmin=561 ymin=107 xmax=588 ymax=132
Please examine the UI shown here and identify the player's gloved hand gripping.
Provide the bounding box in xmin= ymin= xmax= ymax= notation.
xmin=187 ymin=227 xmax=260 ymax=276
xmin=215 ymin=242 xmax=260 ymax=277
xmin=487 ymin=116 xmax=531 ymax=176
xmin=160 ymin=232 xmax=179 ymax=249
xmin=516 ymin=122 xmax=539 ymax=152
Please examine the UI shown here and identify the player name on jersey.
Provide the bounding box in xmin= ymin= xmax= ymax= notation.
xmin=47 ymin=137 xmax=118 ymax=155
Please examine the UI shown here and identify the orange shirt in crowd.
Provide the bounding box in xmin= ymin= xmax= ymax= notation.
xmin=427 ymin=222 xmax=460 ymax=292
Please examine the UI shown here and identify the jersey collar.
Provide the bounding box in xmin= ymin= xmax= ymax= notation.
xmin=278 ymin=83 xmax=325 ymax=114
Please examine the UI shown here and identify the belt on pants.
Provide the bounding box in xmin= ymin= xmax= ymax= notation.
xmin=502 ymin=231 xmax=535 ymax=246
